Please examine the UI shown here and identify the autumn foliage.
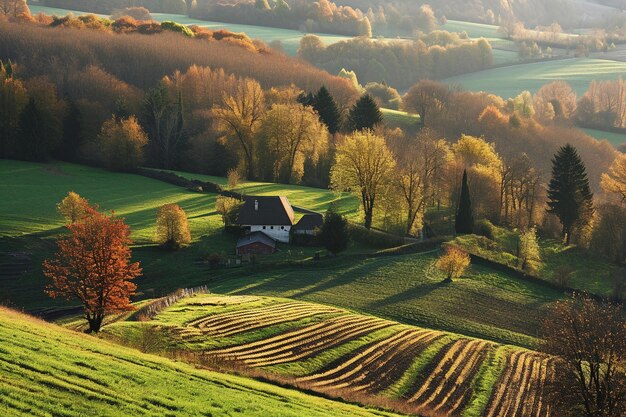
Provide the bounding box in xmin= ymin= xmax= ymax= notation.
xmin=155 ymin=203 xmax=192 ymax=249
xmin=56 ymin=191 xmax=89 ymax=224
xmin=436 ymin=246 xmax=471 ymax=282
xmin=43 ymin=206 xmax=141 ymax=333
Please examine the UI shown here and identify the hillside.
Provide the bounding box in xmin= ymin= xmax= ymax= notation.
xmin=102 ymin=293 xmax=554 ymax=417
xmin=0 ymin=160 xmax=360 ymax=312
xmin=0 ymin=306 xmax=397 ymax=417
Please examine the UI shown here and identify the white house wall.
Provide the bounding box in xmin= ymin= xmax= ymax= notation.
xmin=249 ymin=225 xmax=291 ymax=243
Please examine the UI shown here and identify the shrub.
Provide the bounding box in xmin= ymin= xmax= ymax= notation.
xmin=553 ymin=265 xmax=575 ymax=287
xmin=98 ymin=115 xmax=148 ymax=172
xmin=227 ymin=168 xmax=241 ymax=189
xmin=160 ymin=21 xmax=194 ymax=38
xmin=215 ymin=196 xmax=243 ymax=226
xmin=474 ymin=219 xmax=495 ymax=240
xmin=207 ymin=252 xmax=224 ymax=267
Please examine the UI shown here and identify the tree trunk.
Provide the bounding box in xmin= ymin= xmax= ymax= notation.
xmin=87 ymin=314 xmax=104 ymax=333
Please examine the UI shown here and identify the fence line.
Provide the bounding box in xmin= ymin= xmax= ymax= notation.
xmin=133 ymin=285 xmax=210 ymax=320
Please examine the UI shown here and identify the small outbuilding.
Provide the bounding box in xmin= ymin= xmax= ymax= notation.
xmin=292 ymin=213 xmax=323 ymax=236
xmin=236 ymin=231 xmax=277 ymax=256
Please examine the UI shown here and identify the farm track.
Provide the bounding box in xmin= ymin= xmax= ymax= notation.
xmin=188 ymin=302 xmax=342 ymax=337
xmin=485 ymin=351 xmax=553 ymax=417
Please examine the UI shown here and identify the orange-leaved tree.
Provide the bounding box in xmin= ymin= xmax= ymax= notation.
xmin=43 ymin=206 xmax=141 ymax=333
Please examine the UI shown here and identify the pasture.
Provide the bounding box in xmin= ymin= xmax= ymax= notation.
xmin=104 ymin=293 xmax=554 ymax=417
xmin=207 ymin=251 xmax=564 ymax=348
xmin=443 ymin=57 xmax=626 ymax=97
xmin=580 ymin=127 xmax=626 ymax=147
xmin=0 ymin=306 xmax=397 ymax=417
xmin=0 ymin=160 xmax=363 ymax=312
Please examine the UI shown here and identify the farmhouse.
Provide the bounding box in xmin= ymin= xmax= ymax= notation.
xmin=237 ymin=196 xmax=295 ymax=243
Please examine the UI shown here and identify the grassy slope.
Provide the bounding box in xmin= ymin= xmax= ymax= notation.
xmin=0 ymin=160 xmax=364 ymax=311
xmin=0 ymin=307 xmax=397 ymax=417
xmin=207 ymin=252 xmax=563 ymax=348
xmin=443 ymin=58 xmax=626 ymax=97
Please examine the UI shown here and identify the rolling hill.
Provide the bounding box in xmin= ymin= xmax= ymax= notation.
xmin=0 ymin=306 xmax=398 ymax=417
xmin=102 ymin=293 xmax=554 ymax=417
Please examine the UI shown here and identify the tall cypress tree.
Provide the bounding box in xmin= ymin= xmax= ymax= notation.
xmin=314 ymin=86 xmax=342 ymax=134
xmin=547 ymin=144 xmax=594 ymax=245
xmin=348 ymin=93 xmax=382 ymax=132
xmin=455 ymin=169 xmax=474 ymax=235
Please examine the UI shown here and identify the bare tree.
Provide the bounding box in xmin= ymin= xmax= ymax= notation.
xmin=542 ymin=294 xmax=626 ymax=417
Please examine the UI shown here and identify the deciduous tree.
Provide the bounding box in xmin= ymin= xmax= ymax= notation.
xmin=57 ymin=191 xmax=89 ymax=224
xmin=215 ymin=196 xmax=243 ymax=226
xmin=98 ymin=115 xmax=148 ymax=172
xmin=155 ymin=203 xmax=191 ymax=249
xmin=436 ymin=246 xmax=470 ymax=282
xmin=43 ymin=207 xmax=141 ymax=333
xmin=213 ymin=78 xmax=265 ymax=179
xmin=331 ymin=130 xmax=396 ymax=229
xmin=518 ymin=227 xmax=540 ymax=272
xmin=600 ymin=152 xmax=626 ymax=203
xmin=542 ymin=295 xmax=626 ymax=417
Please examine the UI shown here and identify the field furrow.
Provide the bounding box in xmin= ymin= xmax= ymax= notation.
xmin=190 ymin=302 xmax=342 ymax=336
xmin=485 ymin=351 xmax=552 ymax=417
xmin=212 ymin=316 xmax=394 ymax=367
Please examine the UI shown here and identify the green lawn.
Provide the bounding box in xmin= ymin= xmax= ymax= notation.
xmin=443 ymin=58 xmax=626 ymax=97
xmin=206 ymin=251 xmax=564 ymax=348
xmin=580 ymin=128 xmax=626 ymax=148
xmin=0 ymin=307 xmax=398 ymax=417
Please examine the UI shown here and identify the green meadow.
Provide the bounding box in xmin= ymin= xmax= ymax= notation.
xmin=0 ymin=307 xmax=398 ymax=417
xmin=207 ymin=251 xmax=564 ymax=348
xmin=443 ymin=57 xmax=626 ymax=97
xmin=580 ymin=128 xmax=626 ymax=147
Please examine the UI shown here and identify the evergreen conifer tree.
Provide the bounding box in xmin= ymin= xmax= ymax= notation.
xmin=57 ymin=99 xmax=83 ymax=162
xmin=455 ymin=169 xmax=474 ymax=234
xmin=547 ymin=144 xmax=594 ymax=245
xmin=18 ymin=97 xmax=48 ymax=162
xmin=320 ymin=209 xmax=349 ymax=255
xmin=314 ymin=86 xmax=342 ymax=134
xmin=348 ymin=94 xmax=382 ymax=131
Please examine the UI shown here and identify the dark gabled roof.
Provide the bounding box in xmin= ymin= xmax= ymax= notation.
xmin=236 ymin=231 xmax=277 ymax=249
xmin=293 ymin=213 xmax=323 ymax=231
xmin=237 ymin=196 xmax=295 ymax=226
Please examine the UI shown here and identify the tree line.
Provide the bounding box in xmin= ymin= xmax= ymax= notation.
xmin=299 ymin=34 xmax=493 ymax=90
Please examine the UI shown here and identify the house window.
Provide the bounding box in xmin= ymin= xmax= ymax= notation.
xmin=263 ymin=226 xmax=266 ymax=230
xmin=270 ymin=226 xmax=274 ymax=230
xmin=281 ymin=226 xmax=284 ymax=230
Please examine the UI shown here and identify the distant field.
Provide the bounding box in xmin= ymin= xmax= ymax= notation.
xmin=441 ymin=20 xmax=501 ymax=39
xmin=580 ymin=128 xmax=626 ymax=147
xmin=0 ymin=307 xmax=396 ymax=417
xmin=28 ymin=5 xmax=352 ymax=56
xmin=444 ymin=58 xmax=626 ymax=97
xmin=104 ymin=293 xmax=554 ymax=417
xmin=382 ymin=108 xmax=421 ymax=131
